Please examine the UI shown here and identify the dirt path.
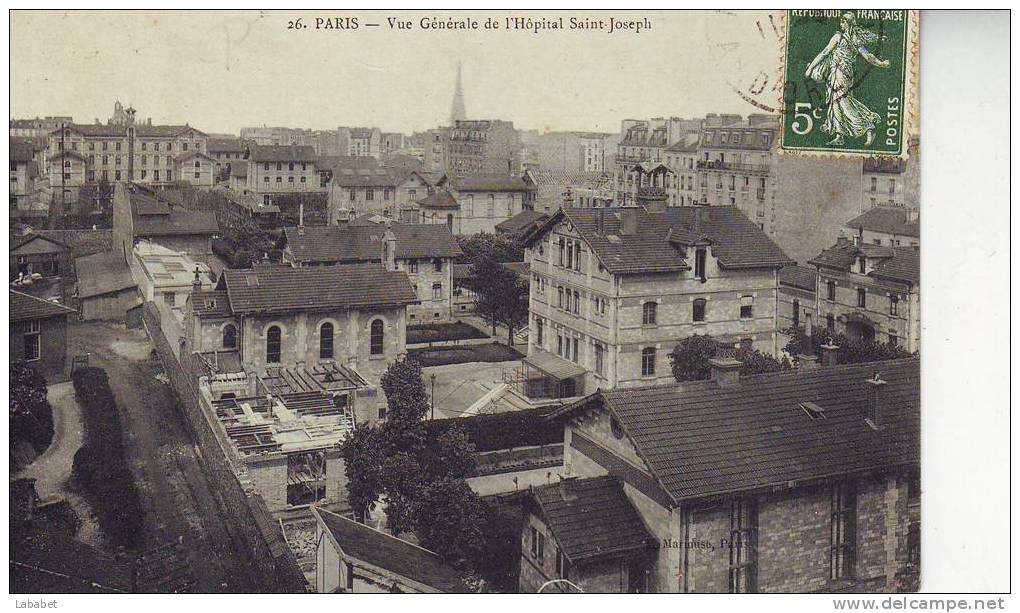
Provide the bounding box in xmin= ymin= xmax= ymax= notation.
xmin=68 ymin=321 xmax=259 ymax=592
xmin=16 ymin=382 xmax=105 ymax=547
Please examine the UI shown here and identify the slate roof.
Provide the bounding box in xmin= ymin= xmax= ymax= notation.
xmin=809 ymin=242 xmax=920 ymax=287
xmin=445 ymin=175 xmax=535 ymax=192
xmin=10 ymin=289 xmax=76 ymax=322
xmin=331 ymin=166 xmax=399 ymax=188
xmin=555 ymin=358 xmax=920 ymax=503
xmin=527 ymin=206 xmax=793 ymax=275
xmin=189 ymin=289 xmax=232 ymax=318
xmin=11 ymin=527 xmax=132 ymax=593
xmin=249 ymin=144 xmax=316 ymax=162
xmin=701 ymin=124 xmax=776 ymax=151
xmin=74 ymin=251 xmax=138 ymax=299
xmin=779 ymin=265 xmax=817 ymax=292
xmin=52 ymin=124 xmax=205 ymax=138
xmin=284 ymin=223 xmax=462 ymax=263
xmin=529 ymin=476 xmax=656 ymax=563
xmin=206 ymin=137 xmax=245 ymax=153
xmin=10 ymin=233 xmax=69 ymax=254
xmin=495 ymin=210 xmax=548 ymax=234
xmin=417 ymin=190 xmax=459 ymax=210
xmin=313 ymin=508 xmax=467 ymax=592
xmin=10 ymin=140 xmax=36 ymax=162
xmin=134 ymin=209 xmax=218 ymax=237
xmin=219 ymin=263 xmax=417 ymax=314
xmin=845 ymin=206 xmax=920 ymax=238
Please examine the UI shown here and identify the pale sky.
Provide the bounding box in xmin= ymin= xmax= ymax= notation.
xmin=10 ymin=10 xmax=775 ymax=135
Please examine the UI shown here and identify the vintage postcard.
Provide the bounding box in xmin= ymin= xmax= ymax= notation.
xmin=8 ymin=8 xmax=931 ymax=598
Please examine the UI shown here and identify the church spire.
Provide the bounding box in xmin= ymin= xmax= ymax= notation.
xmin=449 ymin=62 xmax=467 ymax=124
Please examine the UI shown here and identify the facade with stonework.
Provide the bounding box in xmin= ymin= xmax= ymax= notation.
xmin=416 ymin=173 xmax=537 ymax=235
xmin=809 ymin=238 xmax=921 ymax=352
xmin=282 ymin=222 xmax=461 ymax=322
xmin=242 ymin=144 xmax=322 ymax=204
xmin=547 ymin=356 xmax=920 ymax=593
xmin=520 ymin=193 xmax=793 ymax=398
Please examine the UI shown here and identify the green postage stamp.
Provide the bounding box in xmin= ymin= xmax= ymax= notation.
xmin=780 ymin=10 xmax=918 ymax=157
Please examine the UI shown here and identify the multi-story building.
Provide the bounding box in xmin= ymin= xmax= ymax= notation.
xmin=613 ymin=117 xmax=701 ymax=207
xmin=663 ymin=138 xmax=699 ymax=207
xmin=809 ymin=237 xmax=920 ymax=352
xmin=520 ymin=191 xmax=793 ymax=398
xmin=45 ymin=111 xmax=213 ymax=195
xmin=282 ymin=222 xmax=461 ymax=322
xmin=417 ymin=173 xmax=536 ymax=235
xmin=243 ymin=144 xmax=320 ymax=204
xmin=342 ymin=127 xmax=383 ymax=158
xmin=326 ymin=159 xmax=432 ymax=223
xmin=778 ymin=265 xmax=817 ymax=332
xmin=447 ymin=119 xmax=521 ymax=176
xmin=422 ymin=128 xmax=450 ymax=174
xmin=9 ymin=139 xmax=40 ymax=209
xmin=696 ymin=118 xmax=777 ymax=234
xmin=112 ymin=183 xmax=219 ymax=262
xmin=207 ymin=137 xmax=247 ymax=177
xmin=845 ymin=206 xmax=920 ymax=248
xmin=861 ymin=137 xmax=919 ymax=211
xmin=530 ymin=355 xmax=920 ymax=593
xmin=10 ymin=116 xmax=73 ymax=138
xmin=580 ymin=132 xmax=615 ymax=173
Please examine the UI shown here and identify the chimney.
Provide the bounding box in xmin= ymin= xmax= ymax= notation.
xmin=595 ymin=208 xmax=605 ymax=235
xmin=820 ymin=343 xmax=840 ymax=367
xmin=619 ymin=208 xmax=639 ymax=235
xmin=298 ymin=202 xmax=304 ymax=227
xmin=708 ymin=356 xmax=742 ymax=387
xmin=865 ymin=373 xmax=887 ymax=429
xmin=836 ymin=231 xmax=849 ymax=245
xmin=557 ymin=475 xmax=578 ymax=502
xmin=797 ymin=354 xmax=819 ymax=370
xmin=382 ymin=227 xmax=397 ymax=271
xmin=637 ymin=187 xmax=667 ymax=213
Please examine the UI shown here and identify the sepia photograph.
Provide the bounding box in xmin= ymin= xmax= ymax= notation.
xmin=6 ymin=8 xmax=1011 ymax=605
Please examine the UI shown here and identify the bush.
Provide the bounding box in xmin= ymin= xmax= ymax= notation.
xmin=70 ymin=367 xmax=145 ymax=549
xmin=9 ymin=363 xmax=54 ymax=456
xmin=783 ymin=327 xmax=914 ymax=365
xmin=668 ymin=335 xmax=792 ymax=383
xmin=406 ymin=322 xmax=489 ymax=345
xmin=406 ymin=342 xmax=523 ymax=367
xmin=425 ymin=407 xmax=563 ymax=452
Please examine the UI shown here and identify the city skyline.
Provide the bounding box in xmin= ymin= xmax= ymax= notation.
xmin=10 ymin=10 xmax=771 ymax=135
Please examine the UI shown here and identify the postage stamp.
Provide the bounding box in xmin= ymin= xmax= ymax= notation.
xmin=780 ymin=9 xmax=918 ymax=157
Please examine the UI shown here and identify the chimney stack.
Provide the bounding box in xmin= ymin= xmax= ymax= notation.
xmin=637 ymin=187 xmax=668 ymax=213
xmin=865 ymin=373 xmax=887 ymax=429
xmin=595 ymin=207 xmax=605 ymax=235
xmin=298 ymin=202 xmax=304 ymax=227
xmin=797 ymin=354 xmax=819 ymax=370
xmin=557 ymin=475 xmax=578 ymax=501
xmin=708 ymin=356 xmax=742 ymax=387
xmin=820 ymin=343 xmax=840 ymax=367
xmin=619 ymin=208 xmax=639 ymax=235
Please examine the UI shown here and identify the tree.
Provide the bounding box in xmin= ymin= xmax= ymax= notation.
xmin=411 ymin=477 xmax=488 ymax=564
xmin=9 ymin=363 xmax=54 ymax=457
xmin=456 ymin=232 xmax=523 ymax=265
xmin=467 ymin=257 xmax=529 ymax=344
xmin=669 ymin=334 xmax=792 ymax=383
xmin=215 ymin=219 xmax=276 ymax=268
xmin=783 ymin=327 xmax=913 ymax=364
xmin=428 ymin=424 xmax=476 ymax=480
xmin=379 ymin=358 xmax=430 ymax=450
xmin=339 ymin=425 xmax=385 ymax=522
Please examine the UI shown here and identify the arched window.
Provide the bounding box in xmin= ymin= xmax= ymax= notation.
xmin=370 ymin=320 xmax=384 ymax=355
xmin=266 ymin=326 xmax=281 ymax=364
xmin=641 ymin=347 xmax=656 ymax=377
xmin=319 ymin=322 xmax=334 ymax=360
xmin=222 ymin=324 xmax=237 ymax=349
xmin=642 ymin=302 xmax=657 ymax=325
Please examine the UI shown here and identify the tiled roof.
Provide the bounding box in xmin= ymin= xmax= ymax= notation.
xmin=331 ymin=166 xmax=399 ymax=188
xmin=10 ymin=289 xmax=76 ymax=322
xmin=313 ymin=508 xmax=466 ymax=592
xmin=528 ymin=206 xmax=792 ymax=275
xmin=559 ymin=358 xmax=919 ymax=503
xmin=74 ymin=251 xmax=137 ymax=299
xmin=189 ymin=289 xmax=232 ymax=318
xmin=284 ymin=223 xmax=461 ymax=263
xmin=173 ymin=150 xmax=216 ymax=163
xmin=315 ymin=155 xmax=380 ymax=173
xmin=53 ymin=124 xmax=205 ymax=138
xmin=206 ymin=137 xmax=245 ymax=153
xmin=418 ymin=190 xmax=459 ymax=210
xmin=220 ymin=263 xmax=417 ymax=314
xmin=845 ymin=206 xmax=920 ymax=238
xmin=871 ymin=247 xmax=920 ymax=285
xmin=445 ymin=175 xmax=535 ymax=192
xmin=134 ymin=209 xmax=218 ymax=237
xmin=809 ymin=242 xmax=920 ymax=287
xmin=10 ymin=233 xmax=69 ymax=253
xmin=530 ymin=476 xmax=656 ymax=563
xmin=249 ymin=144 xmax=316 ymax=162
xmin=495 ymin=210 xmax=548 ymax=234
xmin=779 ymin=265 xmax=817 ymax=292
xmin=10 ymin=140 xmax=36 ymax=162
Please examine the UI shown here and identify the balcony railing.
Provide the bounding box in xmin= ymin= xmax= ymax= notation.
xmin=696 ymin=159 xmax=771 ymax=173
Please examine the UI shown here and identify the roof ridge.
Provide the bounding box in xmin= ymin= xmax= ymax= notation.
xmin=313 ymin=507 xmax=447 ymax=559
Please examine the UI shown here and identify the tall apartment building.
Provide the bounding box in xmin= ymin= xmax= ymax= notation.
xmin=695 ymin=117 xmax=777 ymax=234
xmin=9 ymin=139 xmax=42 ymax=210
xmin=520 ymin=191 xmax=792 ymax=398
xmin=422 ymin=128 xmax=450 ymax=173
xmin=340 ymin=127 xmax=383 ymax=158
xmin=45 ymin=110 xmax=214 ymax=200
xmin=580 ymin=132 xmax=617 ymax=173
xmin=861 ymin=139 xmax=919 ymax=211
xmin=613 ymin=117 xmax=701 ymax=207
xmin=663 ymin=138 xmax=699 ymax=207
xmin=447 ymin=119 xmax=521 ymax=176
xmin=243 ymin=144 xmax=321 ymax=204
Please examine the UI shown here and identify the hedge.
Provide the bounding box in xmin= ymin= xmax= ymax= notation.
xmin=406 ymin=321 xmax=489 ymax=345
xmin=71 ymin=367 xmax=145 ymax=549
xmin=426 ymin=407 xmax=563 ymax=453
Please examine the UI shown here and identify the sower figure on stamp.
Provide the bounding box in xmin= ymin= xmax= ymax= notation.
xmin=804 ymin=12 xmax=890 ymax=147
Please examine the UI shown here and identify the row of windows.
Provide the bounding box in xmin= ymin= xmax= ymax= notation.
xmin=346 ymin=188 xmax=392 ymax=201
xmin=61 ymin=140 xmax=201 ymax=153
xmin=262 ymin=162 xmax=310 ymax=171
xmin=264 ymin=176 xmax=308 ymax=184
xmin=222 ymin=321 xmax=387 ymax=363
xmin=825 ymin=281 xmax=900 ymax=315
xmin=86 ymin=169 xmax=172 ymax=182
